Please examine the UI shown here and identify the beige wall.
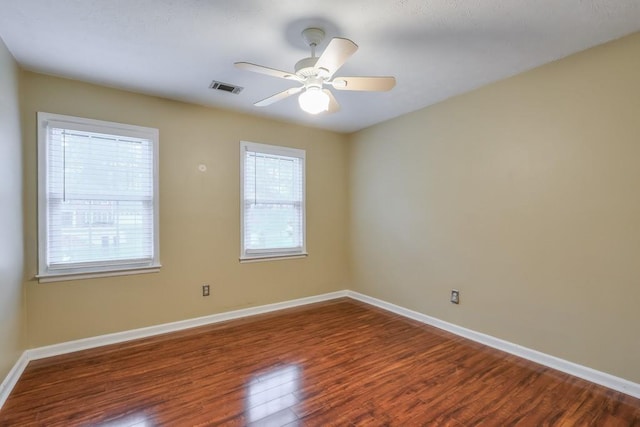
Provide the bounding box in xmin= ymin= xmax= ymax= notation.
xmin=349 ymin=32 xmax=640 ymax=383
xmin=0 ymin=37 xmax=25 ymax=379
xmin=21 ymin=72 xmax=350 ymax=347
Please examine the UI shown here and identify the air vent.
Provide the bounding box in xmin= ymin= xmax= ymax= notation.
xmin=209 ymin=80 xmax=243 ymax=94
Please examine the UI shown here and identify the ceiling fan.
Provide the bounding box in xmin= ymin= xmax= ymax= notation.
xmin=235 ymin=27 xmax=396 ymax=115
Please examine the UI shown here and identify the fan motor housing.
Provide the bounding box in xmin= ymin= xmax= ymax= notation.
xmin=295 ymin=57 xmax=318 ymax=76
xmin=295 ymin=57 xmax=330 ymax=81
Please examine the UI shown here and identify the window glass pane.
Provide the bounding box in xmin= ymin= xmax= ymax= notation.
xmin=47 ymin=199 xmax=154 ymax=265
xmin=244 ymin=203 xmax=303 ymax=251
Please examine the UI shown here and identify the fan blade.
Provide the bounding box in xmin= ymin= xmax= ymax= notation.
xmin=323 ymin=89 xmax=340 ymax=114
xmin=254 ymin=86 xmax=303 ymax=107
xmin=234 ymin=62 xmax=300 ymax=81
xmin=331 ymin=76 xmax=396 ymax=91
xmin=314 ymin=38 xmax=358 ymax=78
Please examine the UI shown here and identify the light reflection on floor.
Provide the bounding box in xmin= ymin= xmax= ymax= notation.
xmin=246 ymin=364 xmax=301 ymax=426
xmin=94 ymin=412 xmax=152 ymax=427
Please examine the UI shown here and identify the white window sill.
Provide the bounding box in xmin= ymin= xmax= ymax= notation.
xmin=37 ymin=265 xmax=162 ymax=283
xmin=239 ymin=253 xmax=308 ymax=263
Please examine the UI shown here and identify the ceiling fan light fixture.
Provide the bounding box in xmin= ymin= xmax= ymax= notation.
xmin=235 ymin=27 xmax=395 ymax=115
xmin=298 ymin=87 xmax=329 ymax=114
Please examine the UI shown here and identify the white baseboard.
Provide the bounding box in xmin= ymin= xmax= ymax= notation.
xmin=27 ymin=290 xmax=349 ymax=361
xmin=2 ymin=288 xmax=638 ymax=411
xmin=346 ymin=290 xmax=640 ymax=399
xmin=0 ymin=352 xmax=29 ymax=410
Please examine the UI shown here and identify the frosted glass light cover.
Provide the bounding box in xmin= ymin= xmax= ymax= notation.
xmin=298 ymin=88 xmax=329 ymax=114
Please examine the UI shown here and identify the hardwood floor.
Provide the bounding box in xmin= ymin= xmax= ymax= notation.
xmin=1 ymin=298 xmax=639 ymax=426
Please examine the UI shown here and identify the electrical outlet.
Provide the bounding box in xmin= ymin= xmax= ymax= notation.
xmin=450 ymin=289 xmax=460 ymax=304
xmin=202 ymin=284 xmax=210 ymax=297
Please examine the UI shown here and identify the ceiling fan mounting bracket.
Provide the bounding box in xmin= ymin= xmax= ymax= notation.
xmin=301 ymin=27 xmax=325 ymax=48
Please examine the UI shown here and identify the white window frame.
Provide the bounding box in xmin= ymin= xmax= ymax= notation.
xmin=240 ymin=141 xmax=307 ymax=262
xmin=37 ymin=112 xmax=160 ymax=282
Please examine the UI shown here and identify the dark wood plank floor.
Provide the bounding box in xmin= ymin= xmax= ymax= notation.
xmin=1 ymin=298 xmax=639 ymax=426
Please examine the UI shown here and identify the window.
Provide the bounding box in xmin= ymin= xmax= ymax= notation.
xmin=37 ymin=112 xmax=160 ymax=282
xmin=240 ymin=141 xmax=306 ymax=261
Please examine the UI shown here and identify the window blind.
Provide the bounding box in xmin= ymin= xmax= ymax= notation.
xmin=38 ymin=113 xmax=159 ymax=279
xmin=241 ymin=142 xmax=306 ymax=259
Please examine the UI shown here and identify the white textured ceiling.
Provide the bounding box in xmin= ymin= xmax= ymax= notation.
xmin=1 ymin=1 xmax=639 ymax=133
